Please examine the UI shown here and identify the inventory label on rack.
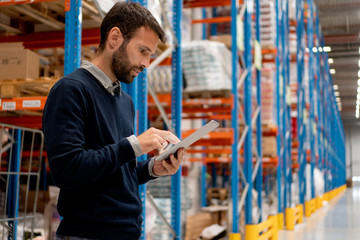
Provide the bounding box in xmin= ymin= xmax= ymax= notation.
xmin=2 ymin=101 xmax=16 ymax=110
xmin=23 ymin=100 xmax=41 ymax=108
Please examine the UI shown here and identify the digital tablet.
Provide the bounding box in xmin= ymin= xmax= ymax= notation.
xmin=154 ymin=120 xmax=220 ymax=161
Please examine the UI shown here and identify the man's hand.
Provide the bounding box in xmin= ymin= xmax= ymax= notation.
xmin=137 ymin=127 xmax=180 ymax=154
xmin=152 ymin=148 xmax=186 ymax=176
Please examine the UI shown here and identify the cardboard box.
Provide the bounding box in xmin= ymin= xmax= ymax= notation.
xmin=185 ymin=212 xmax=217 ymax=240
xmin=209 ymin=34 xmax=231 ymax=49
xmin=0 ymin=45 xmax=40 ymax=80
xmin=18 ymin=185 xmax=50 ymax=213
xmin=262 ymin=136 xmax=277 ymax=157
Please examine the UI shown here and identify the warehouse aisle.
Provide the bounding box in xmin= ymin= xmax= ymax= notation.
xmin=278 ymin=186 xmax=360 ymax=240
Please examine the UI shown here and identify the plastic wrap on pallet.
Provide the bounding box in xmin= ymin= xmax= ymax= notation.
xmin=148 ymin=0 xmax=192 ymax=43
xmin=289 ymin=0 xmax=296 ymax=20
xmin=305 ymin=165 xmax=325 ymax=201
xmin=252 ymin=0 xmax=276 ymax=49
xmin=182 ymin=40 xmax=233 ymax=93
xmin=148 ymin=65 xmax=172 ymax=94
xmin=289 ymin=26 xmax=297 ymax=55
xmin=261 ymin=63 xmax=277 ymax=125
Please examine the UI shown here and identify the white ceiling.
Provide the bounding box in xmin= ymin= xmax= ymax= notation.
xmin=314 ymin=0 xmax=360 ymax=125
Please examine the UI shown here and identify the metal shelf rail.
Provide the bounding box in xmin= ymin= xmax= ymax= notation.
xmin=296 ymin=0 xmax=307 ymax=207
xmin=279 ymin=0 xmax=292 ymax=228
xmin=307 ymin=0 xmax=315 ymax=204
xmin=315 ymin=6 xmax=324 ymax=208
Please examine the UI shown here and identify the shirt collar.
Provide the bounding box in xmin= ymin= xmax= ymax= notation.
xmin=81 ymin=60 xmax=121 ymax=96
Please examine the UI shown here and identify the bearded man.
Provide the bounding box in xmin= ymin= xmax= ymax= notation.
xmin=43 ymin=2 xmax=184 ymax=240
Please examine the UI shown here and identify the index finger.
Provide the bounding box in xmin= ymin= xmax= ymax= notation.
xmin=157 ymin=130 xmax=180 ymax=144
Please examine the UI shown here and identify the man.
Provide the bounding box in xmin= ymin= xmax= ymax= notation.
xmin=43 ymin=2 xmax=184 ymax=240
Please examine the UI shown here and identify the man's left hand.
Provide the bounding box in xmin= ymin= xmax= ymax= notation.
xmin=152 ymin=148 xmax=186 ymax=176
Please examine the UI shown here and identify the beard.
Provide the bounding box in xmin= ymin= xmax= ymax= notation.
xmin=112 ymin=41 xmax=144 ymax=84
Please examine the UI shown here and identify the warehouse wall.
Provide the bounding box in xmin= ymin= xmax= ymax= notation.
xmin=344 ymin=126 xmax=360 ymax=182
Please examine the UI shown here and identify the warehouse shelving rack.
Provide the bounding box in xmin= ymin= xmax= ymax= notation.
xmin=0 ymin=0 xmax=348 ymax=239
xmin=284 ymin=0 xmax=346 ymax=230
xmin=274 ymin=0 xmax=293 ymax=229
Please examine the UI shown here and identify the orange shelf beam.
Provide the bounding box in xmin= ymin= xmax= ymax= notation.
xmin=192 ymin=16 xmax=231 ymax=24
xmin=183 ymin=0 xmax=243 ymax=8
xmin=182 ymin=128 xmax=234 ymax=146
xmin=0 ymin=96 xmax=47 ymax=111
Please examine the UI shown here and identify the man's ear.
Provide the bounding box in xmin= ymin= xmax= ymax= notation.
xmin=107 ymin=27 xmax=124 ymax=50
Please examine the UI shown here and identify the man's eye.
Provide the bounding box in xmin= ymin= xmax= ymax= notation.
xmin=139 ymin=48 xmax=146 ymax=53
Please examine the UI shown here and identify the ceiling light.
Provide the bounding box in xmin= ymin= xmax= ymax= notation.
xmin=358 ymin=70 xmax=360 ymax=78
xmin=305 ymin=48 xmax=310 ymax=53
xmin=323 ymin=46 xmax=331 ymax=52
xmin=333 ymin=85 xmax=339 ymax=90
xmin=336 ymin=97 xmax=341 ymax=102
xmin=334 ymin=91 xmax=340 ymax=96
xmin=328 ymin=58 xmax=334 ymax=64
xmin=358 ymin=79 xmax=360 ymax=86
xmin=319 ymin=47 xmax=323 ymax=52
xmin=312 ymin=47 xmax=318 ymax=53
xmin=330 ymin=69 xmax=336 ymax=74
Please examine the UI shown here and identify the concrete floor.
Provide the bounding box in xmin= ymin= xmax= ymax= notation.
xmin=278 ymin=186 xmax=360 ymax=240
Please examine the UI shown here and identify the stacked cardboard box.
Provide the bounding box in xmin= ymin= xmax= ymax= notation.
xmin=261 ymin=64 xmax=277 ymax=125
xmin=262 ymin=136 xmax=277 ymax=157
xmin=0 ymin=43 xmax=40 ymax=81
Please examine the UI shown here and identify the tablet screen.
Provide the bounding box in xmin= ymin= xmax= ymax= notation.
xmin=154 ymin=120 xmax=220 ymax=161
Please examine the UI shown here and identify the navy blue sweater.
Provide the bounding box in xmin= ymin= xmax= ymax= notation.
xmin=43 ymin=68 xmax=154 ymax=239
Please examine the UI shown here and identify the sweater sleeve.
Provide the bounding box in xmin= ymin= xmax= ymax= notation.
xmin=43 ymin=78 xmax=136 ymax=189
xmin=136 ymin=159 xmax=157 ymax=185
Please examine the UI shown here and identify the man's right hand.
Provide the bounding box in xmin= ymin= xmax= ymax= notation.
xmin=137 ymin=127 xmax=180 ymax=155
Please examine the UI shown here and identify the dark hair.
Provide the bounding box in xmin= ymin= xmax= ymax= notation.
xmin=98 ymin=2 xmax=166 ymax=52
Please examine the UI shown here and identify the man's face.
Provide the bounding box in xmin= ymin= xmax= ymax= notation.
xmin=111 ymin=27 xmax=159 ymax=84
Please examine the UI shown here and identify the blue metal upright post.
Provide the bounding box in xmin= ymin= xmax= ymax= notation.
xmin=296 ymin=0 xmax=306 ymax=205
xmin=244 ymin=0 xmax=253 ymax=225
xmin=230 ymin=0 xmax=239 ymax=235
xmin=315 ymin=9 xmax=323 ymax=176
xmin=171 ymin=0 xmax=182 ymax=238
xmin=307 ymin=0 xmax=315 ymax=200
xmin=282 ymin=0 xmax=292 ymax=210
xmin=138 ymin=68 xmax=147 ymax=239
xmin=255 ymin=0 xmax=263 ymax=223
xmin=322 ymin=44 xmax=330 ymax=193
xmin=7 ymin=130 xmax=21 ymax=240
xmin=64 ymin=0 xmax=82 ymax=75
xmin=275 ymin=0 xmax=283 ymax=216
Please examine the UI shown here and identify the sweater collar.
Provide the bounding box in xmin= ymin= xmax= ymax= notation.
xmin=81 ymin=60 xmax=121 ymax=96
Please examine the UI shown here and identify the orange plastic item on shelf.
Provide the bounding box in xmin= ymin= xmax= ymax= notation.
xmin=292 ymin=141 xmax=299 ymax=148
xmin=262 ymin=125 xmax=278 ymax=136
xmin=292 ymin=163 xmax=299 ymax=169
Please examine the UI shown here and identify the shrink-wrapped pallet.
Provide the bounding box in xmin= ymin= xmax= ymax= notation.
xmin=182 ymin=40 xmax=232 ymax=93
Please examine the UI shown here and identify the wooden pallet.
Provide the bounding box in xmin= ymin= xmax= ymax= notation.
xmin=207 ymin=187 xmax=228 ymax=202
xmin=0 ymin=77 xmax=59 ymax=98
xmin=183 ymin=89 xmax=231 ymax=99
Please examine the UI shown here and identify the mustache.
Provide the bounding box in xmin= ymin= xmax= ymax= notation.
xmin=132 ymin=66 xmax=144 ymax=72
